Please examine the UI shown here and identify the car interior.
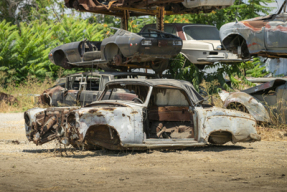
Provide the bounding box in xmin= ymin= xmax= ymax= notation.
xmin=146 ymin=87 xmax=194 ymax=140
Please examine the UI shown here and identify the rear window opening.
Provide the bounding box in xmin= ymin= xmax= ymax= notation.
xmin=183 ymin=26 xmax=220 ymax=40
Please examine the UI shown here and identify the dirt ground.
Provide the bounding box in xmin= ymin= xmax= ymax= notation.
xmin=0 ymin=113 xmax=287 ymax=192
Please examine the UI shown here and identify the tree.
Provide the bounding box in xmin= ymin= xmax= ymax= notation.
xmin=0 ymin=0 xmax=65 ymax=25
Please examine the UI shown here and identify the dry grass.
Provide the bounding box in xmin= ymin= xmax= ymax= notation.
xmin=257 ymin=126 xmax=287 ymax=141
xmin=200 ymin=79 xmax=223 ymax=108
xmin=200 ymin=80 xmax=287 ymax=140
xmin=0 ymin=77 xmax=54 ymax=113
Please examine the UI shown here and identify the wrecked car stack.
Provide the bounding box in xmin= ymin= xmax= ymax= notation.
xmin=23 ymin=0 xmax=265 ymax=150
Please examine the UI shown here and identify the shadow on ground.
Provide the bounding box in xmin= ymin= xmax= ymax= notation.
xmin=22 ymin=143 xmax=246 ymax=158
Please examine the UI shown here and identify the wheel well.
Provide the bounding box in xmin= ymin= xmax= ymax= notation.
xmin=208 ymin=131 xmax=233 ymax=144
xmin=84 ymin=125 xmax=122 ymax=150
xmin=222 ymin=34 xmax=250 ymax=59
xmin=53 ymin=50 xmax=66 ymax=66
xmin=104 ymin=43 xmax=120 ymax=61
xmin=226 ymin=102 xmax=249 ymax=114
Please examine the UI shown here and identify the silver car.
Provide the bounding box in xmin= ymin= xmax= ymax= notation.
xmin=220 ymin=1 xmax=287 ymax=59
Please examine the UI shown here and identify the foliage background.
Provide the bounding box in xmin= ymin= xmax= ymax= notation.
xmin=0 ymin=0 xmax=275 ymax=89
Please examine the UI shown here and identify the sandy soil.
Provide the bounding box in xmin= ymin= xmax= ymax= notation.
xmin=0 ymin=113 xmax=287 ymax=192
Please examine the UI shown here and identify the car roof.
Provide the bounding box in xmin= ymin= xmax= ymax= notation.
xmin=106 ymin=79 xmax=204 ymax=105
xmin=66 ymin=71 xmax=157 ymax=77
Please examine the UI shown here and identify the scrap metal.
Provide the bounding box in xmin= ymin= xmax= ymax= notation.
xmin=63 ymin=0 xmax=235 ymax=16
xmin=220 ymin=0 xmax=287 ymax=59
xmin=25 ymin=79 xmax=260 ymax=150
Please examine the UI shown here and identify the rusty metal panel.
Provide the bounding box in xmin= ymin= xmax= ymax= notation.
xmin=75 ymin=104 xmax=144 ymax=145
xmin=220 ymin=21 xmax=266 ymax=54
xmin=265 ymin=21 xmax=287 ymax=48
xmin=63 ymin=0 xmax=234 ymax=16
xmin=219 ymin=91 xmax=271 ymax=123
xmin=194 ymin=107 xmax=259 ymax=144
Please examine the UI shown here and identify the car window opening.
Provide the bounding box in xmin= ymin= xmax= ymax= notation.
xmin=184 ymin=26 xmax=220 ymax=40
xmin=101 ymin=84 xmax=149 ymax=103
xmin=146 ymin=87 xmax=194 ymax=140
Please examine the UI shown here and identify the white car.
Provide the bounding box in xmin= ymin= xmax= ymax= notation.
xmin=24 ymin=79 xmax=260 ymax=150
xmin=141 ymin=23 xmax=242 ymax=69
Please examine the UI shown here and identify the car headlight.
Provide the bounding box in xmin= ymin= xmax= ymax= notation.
xmin=141 ymin=40 xmax=152 ymax=46
xmin=216 ymin=45 xmax=224 ymax=50
xmin=173 ymin=40 xmax=182 ymax=46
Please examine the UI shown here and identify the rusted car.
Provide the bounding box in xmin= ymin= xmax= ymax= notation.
xmin=141 ymin=23 xmax=242 ymax=68
xmin=25 ymin=79 xmax=260 ymax=150
xmin=219 ymin=79 xmax=287 ymax=124
xmin=39 ymin=71 xmax=155 ymax=107
xmin=49 ymin=27 xmax=182 ymax=74
xmin=220 ymin=1 xmax=287 ymax=59
xmin=64 ymin=0 xmax=235 ymax=16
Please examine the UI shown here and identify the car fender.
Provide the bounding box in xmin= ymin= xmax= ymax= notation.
xmin=74 ymin=106 xmax=144 ymax=145
xmin=220 ymin=21 xmax=265 ymax=54
xmin=222 ymin=92 xmax=270 ymax=122
xmin=194 ymin=106 xmax=259 ymax=144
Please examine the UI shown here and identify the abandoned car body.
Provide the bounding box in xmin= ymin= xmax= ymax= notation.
xmin=64 ymin=0 xmax=235 ymax=16
xmin=141 ymin=23 xmax=241 ymax=67
xmin=25 ymin=79 xmax=260 ymax=150
xmin=39 ymin=71 xmax=155 ymax=107
xmin=220 ymin=79 xmax=287 ymax=124
xmin=220 ymin=1 xmax=287 ymax=59
xmin=49 ymin=28 xmax=182 ymax=73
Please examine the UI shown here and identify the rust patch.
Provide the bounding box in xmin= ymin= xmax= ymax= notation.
xmin=103 ymin=108 xmax=115 ymax=111
xmin=247 ymin=42 xmax=258 ymax=48
xmin=248 ymin=98 xmax=253 ymax=103
xmin=131 ymin=111 xmax=138 ymax=114
xmin=89 ymin=109 xmax=98 ymax=113
xmin=122 ymin=114 xmax=125 ymax=117
xmin=240 ymin=21 xmax=267 ymax=32
xmin=88 ymin=109 xmax=104 ymax=117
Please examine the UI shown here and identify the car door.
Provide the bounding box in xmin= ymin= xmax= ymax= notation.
xmin=265 ymin=13 xmax=287 ymax=49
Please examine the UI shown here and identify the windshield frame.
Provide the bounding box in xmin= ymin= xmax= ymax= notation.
xmin=98 ymin=82 xmax=153 ymax=107
xmin=182 ymin=25 xmax=220 ymax=41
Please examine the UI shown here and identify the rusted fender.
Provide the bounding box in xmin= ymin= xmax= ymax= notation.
xmin=221 ymin=92 xmax=270 ymax=123
xmin=220 ymin=21 xmax=266 ymax=54
xmin=72 ymin=105 xmax=143 ymax=145
xmin=194 ymin=106 xmax=260 ymax=144
xmin=24 ymin=108 xmax=47 ymax=141
xmin=39 ymin=86 xmax=65 ymax=106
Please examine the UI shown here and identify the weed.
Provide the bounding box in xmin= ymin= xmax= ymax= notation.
xmin=0 ymin=77 xmax=54 ymax=113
